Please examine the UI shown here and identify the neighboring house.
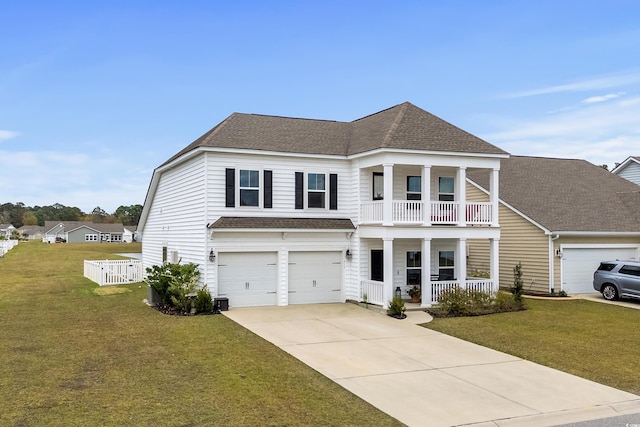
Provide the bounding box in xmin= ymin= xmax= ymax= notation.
xmin=138 ymin=102 xmax=508 ymax=308
xmin=122 ymin=226 xmax=139 ymax=243
xmin=0 ymin=224 xmax=16 ymax=239
xmin=612 ymin=156 xmax=640 ymax=186
xmin=467 ymin=156 xmax=640 ymax=295
xmin=18 ymin=225 xmax=44 ymax=240
xmin=44 ymin=221 xmax=126 ymax=243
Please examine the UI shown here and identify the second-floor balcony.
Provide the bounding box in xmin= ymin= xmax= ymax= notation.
xmin=360 ymin=200 xmax=494 ymax=226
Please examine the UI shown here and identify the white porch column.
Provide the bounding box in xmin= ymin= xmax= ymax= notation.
xmin=421 ymin=238 xmax=432 ymax=307
xmin=490 ymin=238 xmax=499 ymax=293
xmin=383 ymin=237 xmax=394 ymax=308
xmin=458 ymin=238 xmax=467 ymax=287
xmin=457 ymin=167 xmax=466 ymax=226
xmin=383 ymin=164 xmax=394 ymax=226
xmin=422 ymin=165 xmax=431 ymax=226
xmin=490 ymin=168 xmax=499 ymax=227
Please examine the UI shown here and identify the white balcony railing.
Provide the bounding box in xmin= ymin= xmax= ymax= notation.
xmin=360 ymin=201 xmax=493 ymax=225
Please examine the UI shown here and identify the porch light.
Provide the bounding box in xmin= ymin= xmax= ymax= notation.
xmin=395 ymin=286 xmax=402 ymax=298
xmin=346 ymin=249 xmax=352 ymax=260
xmin=209 ymin=249 xmax=216 ymax=262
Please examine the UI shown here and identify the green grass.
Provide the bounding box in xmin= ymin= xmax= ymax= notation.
xmin=0 ymin=242 xmax=403 ymax=427
xmin=423 ymin=298 xmax=640 ymax=395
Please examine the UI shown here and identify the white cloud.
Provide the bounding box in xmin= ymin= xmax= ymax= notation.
xmin=0 ymin=130 xmax=19 ymax=141
xmin=500 ymin=70 xmax=640 ymax=99
xmin=482 ymin=95 xmax=640 ymax=169
xmin=582 ymin=92 xmax=625 ymax=104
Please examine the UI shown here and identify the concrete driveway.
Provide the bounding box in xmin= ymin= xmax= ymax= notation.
xmin=224 ymin=303 xmax=640 ymax=427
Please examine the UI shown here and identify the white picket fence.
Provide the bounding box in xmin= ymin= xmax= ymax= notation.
xmin=84 ymin=259 xmax=144 ymax=286
xmin=0 ymin=240 xmax=19 ymax=257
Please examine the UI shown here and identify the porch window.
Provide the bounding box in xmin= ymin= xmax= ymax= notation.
xmin=373 ymin=172 xmax=384 ymax=200
xmin=308 ymin=173 xmax=326 ymax=208
xmin=407 ymin=176 xmax=421 ymax=200
xmin=438 ymin=250 xmax=455 ymax=280
xmin=438 ymin=177 xmax=454 ymax=201
xmin=239 ymin=169 xmax=260 ymax=206
xmin=406 ymin=251 xmax=421 ymax=286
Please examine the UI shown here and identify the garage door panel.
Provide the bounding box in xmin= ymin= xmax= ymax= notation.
xmin=218 ymin=252 xmax=278 ymax=307
xmin=563 ymin=247 xmax=638 ymax=294
xmin=289 ymin=251 xmax=342 ymax=304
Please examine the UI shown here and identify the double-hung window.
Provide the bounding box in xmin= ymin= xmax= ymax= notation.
xmin=438 ymin=250 xmax=455 ymax=280
xmin=239 ymin=169 xmax=259 ymax=207
xmin=438 ymin=177 xmax=454 ymax=201
xmin=406 ymin=251 xmax=421 ymax=286
xmin=407 ymin=176 xmax=421 ymax=200
xmin=307 ymin=173 xmax=326 ymax=208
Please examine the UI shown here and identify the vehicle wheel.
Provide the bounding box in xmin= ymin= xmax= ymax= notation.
xmin=602 ymin=284 xmax=618 ymax=301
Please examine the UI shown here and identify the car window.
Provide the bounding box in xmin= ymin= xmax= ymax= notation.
xmin=619 ymin=265 xmax=640 ymax=277
xmin=597 ymin=263 xmax=617 ymax=271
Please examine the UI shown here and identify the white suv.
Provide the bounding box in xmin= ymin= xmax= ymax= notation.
xmin=593 ymin=260 xmax=640 ymax=301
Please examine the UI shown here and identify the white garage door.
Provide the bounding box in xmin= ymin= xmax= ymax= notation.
xmin=218 ymin=252 xmax=278 ymax=307
xmin=562 ymin=247 xmax=638 ymax=294
xmin=288 ymin=251 xmax=342 ymax=304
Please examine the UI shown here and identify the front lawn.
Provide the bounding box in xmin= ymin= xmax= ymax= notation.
xmin=423 ymin=298 xmax=640 ymax=395
xmin=0 ymin=242 xmax=402 ymax=426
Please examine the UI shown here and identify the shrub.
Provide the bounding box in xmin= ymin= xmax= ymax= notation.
xmin=145 ymin=262 xmax=201 ymax=313
xmin=512 ymin=262 xmax=524 ymax=306
xmin=429 ymin=288 xmax=525 ymax=318
xmin=387 ymin=296 xmax=406 ymax=318
xmin=194 ymin=287 xmax=214 ymax=313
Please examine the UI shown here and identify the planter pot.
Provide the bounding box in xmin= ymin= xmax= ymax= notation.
xmin=410 ymin=295 xmax=421 ymax=303
xmin=147 ymin=286 xmax=161 ymax=306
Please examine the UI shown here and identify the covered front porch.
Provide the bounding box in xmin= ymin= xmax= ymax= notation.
xmin=357 ymin=236 xmax=499 ymax=308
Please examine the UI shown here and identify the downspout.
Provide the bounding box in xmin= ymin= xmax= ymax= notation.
xmin=549 ymin=234 xmax=560 ymax=292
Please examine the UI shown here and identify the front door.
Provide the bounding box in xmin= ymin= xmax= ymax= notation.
xmin=371 ymin=249 xmax=383 ymax=282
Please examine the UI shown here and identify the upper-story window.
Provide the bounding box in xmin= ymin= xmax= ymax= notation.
xmin=239 ymin=169 xmax=260 ymax=206
xmin=438 ymin=177 xmax=454 ymax=201
xmin=307 ymin=173 xmax=326 ymax=208
xmin=407 ymin=176 xmax=421 ymax=200
xmin=225 ymin=168 xmax=272 ymax=209
xmin=373 ymin=172 xmax=384 ymax=200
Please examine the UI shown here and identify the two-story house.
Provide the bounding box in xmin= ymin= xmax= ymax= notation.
xmin=137 ymin=102 xmax=508 ymax=308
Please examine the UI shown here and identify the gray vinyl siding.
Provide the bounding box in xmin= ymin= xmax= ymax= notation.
xmin=617 ymin=161 xmax=640 ymax=186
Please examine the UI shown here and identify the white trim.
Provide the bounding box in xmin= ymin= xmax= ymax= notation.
xmin=559 ymin=243 xmax=640 ymax=250
xmin=611 ymin=156 xmax=640 ymax=175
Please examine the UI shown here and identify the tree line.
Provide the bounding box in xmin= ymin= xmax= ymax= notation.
xmin=0 ymin=202 xmax=143 ymax=229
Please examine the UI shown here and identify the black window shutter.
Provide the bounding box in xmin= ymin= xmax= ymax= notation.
xmin=264 ymin=170 xmax=272 ymax=209
xmin=329 ymin=173 xmax=338 ymax=210
xmin=295 ymin=172 xmax=303 ymax=209
xmin=225 ymin=168 xmax=235 ymax=208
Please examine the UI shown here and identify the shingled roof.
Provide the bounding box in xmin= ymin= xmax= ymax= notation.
xmin=468 ymin=156 xmax=640 ymax=233
xmin=163 ymin=102 xmax=507 ymax=166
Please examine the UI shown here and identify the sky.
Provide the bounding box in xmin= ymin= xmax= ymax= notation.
xmin=1 ymin=1 xmax=640 ymax=213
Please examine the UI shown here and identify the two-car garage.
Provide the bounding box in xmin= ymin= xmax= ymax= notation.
xmin=217 ymin=251 xmax=343 ymax=308
xmin=561 ymin=246 xmax=639 ymax=294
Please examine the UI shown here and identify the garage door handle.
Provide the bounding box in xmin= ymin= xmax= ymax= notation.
xmin=267 ymin=291 xmax=277 ymax=294
xmin=288 ymin=291 xmax=296 ymax=293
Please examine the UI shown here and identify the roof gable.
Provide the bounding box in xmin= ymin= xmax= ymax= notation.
xmin=162 ymin=102 xmax=508 ymax=166
xmin=468 ymin=156 xmax=640 ymax=232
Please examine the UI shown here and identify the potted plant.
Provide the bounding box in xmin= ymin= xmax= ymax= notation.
xmin=407 ymin=285 xmax=421 ymax=303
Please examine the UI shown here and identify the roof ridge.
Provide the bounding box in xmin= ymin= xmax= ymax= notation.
xmin=381 ymin=102 xmax=409 ymax=148
xmin=244 ymin=112 xmax=342 ymax=123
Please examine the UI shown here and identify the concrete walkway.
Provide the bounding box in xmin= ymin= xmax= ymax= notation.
xmin=224 ymin=303 xmax=640 ymax=427
xmin=578 ymin=292 xmax=640 ymax=310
